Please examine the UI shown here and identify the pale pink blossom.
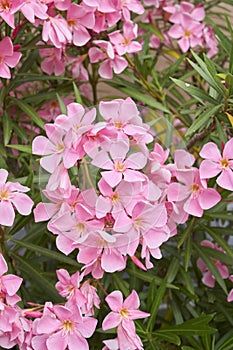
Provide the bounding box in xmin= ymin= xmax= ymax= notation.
xmin=91 ymin=140 xmax=147 ymax=187
xmin=77 ymin=230 xmax=128 ymax=277
xmin=0 ymin=254 xmax=23 ymax=307
xmin=32 ymin=123 xmax=76 ymax=173
xmin=167 ymin=168 xmax=221 ymax=217
xmin=99 ymin=97 xmax=153 ymax=144
xmin=0 ymin=169 xmax=34 ymax=227
xmin=109 ymin=21 xmax=142 ymax=56
xmin=168 ymin=18 xmax=204 ymax=52
xmin=67 ymin=3 xmax=95 ymax=46
xmin=82 ymin=0 xmax=121 ymax=32
xmin=42 ymin=15 xmax=72 ymax=48
xmin=89 ymin=41 xmax=128 ymax=79
xmin=102 ymin=290 xmax=150 ymax=350
xmin=200 ymin=139 xmax=233 ymax=191
xmin=203 ymin=26 xmax=218 ymax=58
xmin=20 ymin=0 xmax=48 ymax=23
xmin=118 ymin=0 xmax=144 ymax=21
xmin=32 ymin=303 xmax=97 ymax=350
xmin=0 ymin=37 xmax=22 ymax=79
xmin=0 ymin=0 xmax=23 ymax=28
xmin=55 ymin=269 xmax=86 ymax=308
xmin=40 ymin=46 xmax=65 ymax=76
xmin=197 ymin=240 xmax=229 ymax=288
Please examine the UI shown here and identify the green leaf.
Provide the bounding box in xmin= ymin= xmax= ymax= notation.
xmin=184 ymin=233 xmax=192 ymax=272
xmin=154 ymin=314 xmax=216 ymax=337
xmin=3 ymin=111 xmax=12 ymax=145
xmin=138 ymin=23 xmax=164 ymax=40
xmin=73 ymin=82 xmax=83 ymax=104
xmin=188 ymin=52 xmax=225 ymax=95
xmin=171 ymin=78 xmax=217 ymax=104
xmin=185 ymin=104 xmax=222 ymax=137
xmin=10 ymin=252 xmax=62 ymax=302
xmin=193 ymin=243 xmax=228 ymax=294
xmin=147 ymin=277 xmax=167 ymax=331
xmin=127 ymin=268 xmax=179 ymax=290
xmin=216 ymin=330 xmax=233 ymax=350
xmin=113 ymin=274 xmax=129 ymax=297
xmin=204 ymin=212 xmax=233 ymax=221
xmin=56 ymin=93 xmax=67 ymax=114
xmin=152 ymin=331 xmax=181 ymax=346
xmin=6 ymin=144 xmax=32 ymax=154
xmin=10 ymin=239 xmax=80 ymax=267
xmin=200 ymin=224 xmax=233 ymax=261
xmin=10 ymin=97 xmax=45 ymax=130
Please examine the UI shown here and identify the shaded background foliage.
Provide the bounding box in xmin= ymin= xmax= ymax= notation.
xmin=0 ymin=0 xmax=233 ymax=349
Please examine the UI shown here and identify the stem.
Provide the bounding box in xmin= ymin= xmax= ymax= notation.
xmin=82 ymin=158 xmax=95 ymax=189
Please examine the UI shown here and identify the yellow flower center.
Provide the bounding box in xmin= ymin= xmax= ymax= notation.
xmin=184 ymin=30 xmax=191 ymax=37
xmin=0 ymin=0 xmax=10 ymax=10
xmin=62 ymin=320 xmax=74 ymax=334
xmin=0 ymin=189 xmax=10 ymax=200
xmin=114 ymin=122 xmax=123 ymax=129
xmin=220 ymin=158 xmax=229 ymax=169
xmin=120 ymin=308 xmax=129 ymax=319
xmin=67 ymin=19 xmax=76 ymax=27
xmin=115 ymin=161 xmax=125 ymax=172
xmin=56 ymin=143 xmax=65 ymax=153
xmin=111 ymin=193 xmax=119 ymax=203
xmin=191 ymin=183 xmax=200 ymax=193
xmin=76 ymin=222 xmax=85 ymax=233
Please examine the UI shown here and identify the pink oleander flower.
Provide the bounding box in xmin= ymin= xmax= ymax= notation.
xmin=0 ymin=169 xmax=34 ymax=227
xmin=0 ymin=253 xmax=23 ymax=307
xmin=0 ymin=0 xmax=23 ymax=28
xmin=20 ymin=0 xmax=48 ymax=23
xmin=199 ymin=139 xmax=233 ymax=191
xmin=89 ymin=40 xmax=128 ymax=79
xmin=82 ymin=0 xmax=121 ymax=33
xmin=55 ymin=269 xmax=86 ymax=307
xmin=91 ymin=140 xmax=147 ymax=188
xmin=32 ymin=303 xmax=97 ymax=350
xmin=109 ymin=21 xmax=142 ymax=56
xmin=203 ymin=26 xmax=218 ymax=58
xmin=197 ymin=240 xmax=229 ymax=288
xmin=118 ymin=0 xmax=144 ymax=21
xmin=102 ymin=290 xmax=150 ymax=350
xmin=0 ymin=37 xmax=22 ymax=79
xmin=165 ymin=2 xmax=205 ymax=24
xmin=67 ymin=3 xmax=95 ymax=46
xmin=42 ymin=15 xmax=72 ymax=48
xmin=40 ymin=46 xmax=65 ymax=76
xmin=77 ymin=230 xmax=128 ymax=277
xmin=167 ymin=168 xmax=221 ymax=217
xmin=32 ymin=123 xmax=77 ymax=173
xmin=99 ymin=97 xmax=153 ymax=145
xmin=168 ymin=17 xmax=204 ymax=52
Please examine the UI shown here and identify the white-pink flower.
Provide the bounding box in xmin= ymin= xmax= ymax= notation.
xmin=167 ymin=168 xmax=221 ymax=217
xmin=91 ymin=140 xmax=147 ymax=187
xmin=0 ymin=169 xmax=34 ymax=227
xmin=102 ymin=290 xmax=150 ymax=350
xmin=199 ymin=139 xmax=233 ymax=191
xmin=0 ymin=37 xmax=22 ymax=79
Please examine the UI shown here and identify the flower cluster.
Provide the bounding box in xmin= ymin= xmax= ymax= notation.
xmin=165 ymin=1 xmax=218 ymax=56
xmin=0 ymin=253 xmax=150 ymax=350
xmin=32 ymin=97 xmax=231 ymax=279
xmin=0 ymin=0 xmax=218 ymax=82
